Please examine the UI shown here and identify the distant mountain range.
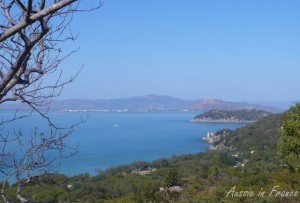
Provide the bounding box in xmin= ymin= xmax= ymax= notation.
xmin=0 ymin=94 xmax=281 ymax=113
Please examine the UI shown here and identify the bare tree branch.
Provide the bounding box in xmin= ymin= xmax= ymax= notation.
xmin=0 ymin=0 xmax=102 ymax=201
xmin=0 ymin=0 xmax=77 ymax=42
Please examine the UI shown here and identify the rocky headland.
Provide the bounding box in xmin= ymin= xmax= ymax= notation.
xmin=192 ymin=109 xmax=272 ymax=123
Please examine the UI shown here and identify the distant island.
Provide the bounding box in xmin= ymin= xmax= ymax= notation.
xmin=191 ymin=109 xmax=272 ymax=123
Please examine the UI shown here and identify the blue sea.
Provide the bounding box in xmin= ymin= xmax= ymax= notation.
xmin=1 ymin=112 xmax=245 ymax=176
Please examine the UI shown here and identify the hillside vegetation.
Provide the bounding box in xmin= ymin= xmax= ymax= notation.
xmin=3 ymin=114 xmax=300 ymax=203
xmin=192 ymin=109 xmax=272 ymax=122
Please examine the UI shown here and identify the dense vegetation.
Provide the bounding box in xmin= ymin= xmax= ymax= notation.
xmin=3 ymin=113 xmax=300 ymax=203
xmin=192 ymin=109 xmax=272 ymax=122
xmin=279 ymin=103 xmax=300 ymax=172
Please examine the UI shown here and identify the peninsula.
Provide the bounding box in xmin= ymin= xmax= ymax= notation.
xmin=191 ymin=109 xmax=272 ymax=123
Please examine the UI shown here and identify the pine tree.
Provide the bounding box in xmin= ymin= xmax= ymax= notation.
xmin=279 ymin=103 xmax=300 ymax=172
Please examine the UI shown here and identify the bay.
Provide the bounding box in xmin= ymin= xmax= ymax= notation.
xmin=1 ymin=112 xmax=245 ymax=176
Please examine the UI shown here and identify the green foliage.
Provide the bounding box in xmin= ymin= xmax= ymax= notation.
xmin=221 ymin=114 xmax=282 ymax=153
xmin=4 ymin=111 xmax=300 ymax=202
xmin=3 ymin=174 xmax=75 ymax=203
xmin=279 ymin=103 xmax=300 ymax=172
xmin=193 ymin=109 xmax=272 ymax=122
xmin=164 ymin=167 xmax=181 ymax=187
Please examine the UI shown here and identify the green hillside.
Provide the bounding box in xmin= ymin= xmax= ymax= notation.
xmin=213 ymin=114 xmax=281 ymax=151
xmin=192 ymin=109 xmax=272 ymax=122
xmin=4 ymin=114 xmax=300 ymax=203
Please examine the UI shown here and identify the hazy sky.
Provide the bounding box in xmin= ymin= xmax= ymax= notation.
xmin=58 ymin=0 xmax=300 ymax=102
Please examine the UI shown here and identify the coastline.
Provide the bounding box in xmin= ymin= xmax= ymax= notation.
xmin=191 ymin=119 xmax=253 ymax=123
xmin=4 ymin=111 xmax=245 ymax=177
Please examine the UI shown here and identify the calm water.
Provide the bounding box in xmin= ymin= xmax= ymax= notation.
xmin=1 ymin=112 xmax=245 ymax=176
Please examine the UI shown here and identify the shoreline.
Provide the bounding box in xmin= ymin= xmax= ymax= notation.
xmin=191 ymin=119 xmax=253 ymax=123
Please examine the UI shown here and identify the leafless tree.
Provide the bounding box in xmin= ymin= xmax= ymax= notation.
xmin=0 ymin=127 xmax=76 ymax=202
xmin=0 ymin=0 xmax=101 ymax=202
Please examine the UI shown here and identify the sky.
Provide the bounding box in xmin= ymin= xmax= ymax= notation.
xmin=57 ymin=0 xmax=300 ymax=102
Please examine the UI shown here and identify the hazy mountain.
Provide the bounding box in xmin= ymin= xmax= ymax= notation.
xmin=0 ymin=94 xmax=281 ymax=113
xmin=49 ymin=95 xmax=280 ymax=113
xmin=188 ymin=99 xmax=280 ymax=112
xmin=50 ymin=94 xmax=192 ymax=111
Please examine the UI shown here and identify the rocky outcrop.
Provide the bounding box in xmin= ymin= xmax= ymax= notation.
xmin=201 ymin=130 xmax=232 ymax=150
xmin=159 ymin=186 xmax=183 ymax=193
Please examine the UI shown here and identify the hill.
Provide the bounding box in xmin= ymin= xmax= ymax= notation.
xmin=54 ymin=94 xmax=191 ymax=111
xmin=0 ymin=94 xmax=281 ymax=112
xmin=204 ymin=114 xmax=281 ymax=152
xmin=189 ymin=99 xmax=277 ymax=112
xmin=192 ymin=109 xmax=272 ymax=123
xmin=6 ymin=112 xmax=300 ymax=203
